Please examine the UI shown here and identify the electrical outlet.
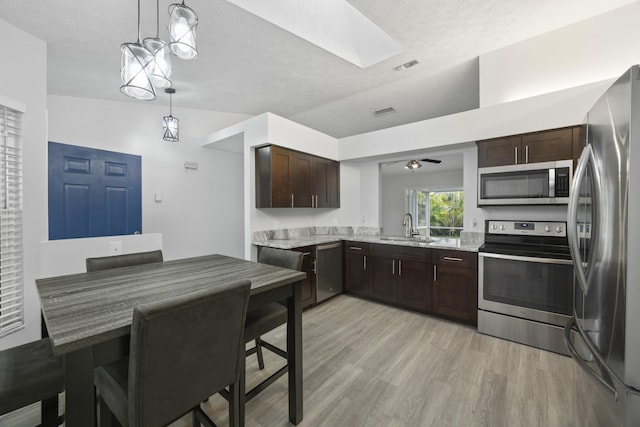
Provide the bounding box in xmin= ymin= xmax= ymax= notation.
xmin=109 ymin=241 xmax=122 ymax=255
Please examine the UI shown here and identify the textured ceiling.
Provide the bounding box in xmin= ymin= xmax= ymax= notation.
xmin=0 ymin=0 xmax=636 ymax=138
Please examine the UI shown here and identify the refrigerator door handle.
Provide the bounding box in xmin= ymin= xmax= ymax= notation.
xmin=568 ymin=144 xmax=593 ymax=295
xmin=564 ymin=317 xmax=619 ymax=400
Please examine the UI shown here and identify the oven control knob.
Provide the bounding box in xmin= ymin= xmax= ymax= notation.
xmin=545 ymin=226 xmax=552 ymax=232
xmin=500 ymin=224 xmax=506 ymax=230
xmin=555 ymin=226 xmax=564 ymax=233
xmin=491 ymin=224 xmax=497 ymax=230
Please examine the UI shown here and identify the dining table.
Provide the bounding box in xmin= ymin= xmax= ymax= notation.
xmin=36 ymin=254 xmax=306 ymax=427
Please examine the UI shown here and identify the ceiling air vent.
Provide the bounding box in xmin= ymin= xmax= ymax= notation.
xmin=394 ymin=59 xmax=419 ymax=71
xmin=373 ymin=107 xmax=396 ymax=117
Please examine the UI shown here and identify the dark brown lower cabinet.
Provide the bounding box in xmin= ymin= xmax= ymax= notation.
xmin=344 ymin=241 xmax=370 ymax=297
xmin=343 ymin=243 xmax=478 ymax=325
xmin=396 ymin=259 xmax=431 ymax=312
xmin=368 ymin=244 xmax=431 ymax=311
xmin=291 ymin=245 xmax=316 ymax=308
xmin=432 ymin=250 xmax=478 ymax=325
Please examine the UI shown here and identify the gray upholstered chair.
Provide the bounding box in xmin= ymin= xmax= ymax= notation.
xmin=94 ymin=280 xmax=251 ymax=427
xmin=0 ymin=338 xmax=65 ymax=426
xmin=244 ymin=247 xmax=303 ymax=400
xmin=85 ymin=249 xmax=163 ymax=272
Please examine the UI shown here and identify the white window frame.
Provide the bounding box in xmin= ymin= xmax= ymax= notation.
xmin=0 ymin=105 xmax=24 ymax=337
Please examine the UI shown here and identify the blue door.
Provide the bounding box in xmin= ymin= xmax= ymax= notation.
xmin=48 ymin=142 xmax=142 ymax=240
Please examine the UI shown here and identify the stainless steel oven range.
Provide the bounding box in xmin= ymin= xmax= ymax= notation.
xmin=478 ymin=220 xmax=574 ymax=354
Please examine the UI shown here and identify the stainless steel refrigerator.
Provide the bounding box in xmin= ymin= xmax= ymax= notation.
xmin=565 ymin=65 xmax=640 ymax=426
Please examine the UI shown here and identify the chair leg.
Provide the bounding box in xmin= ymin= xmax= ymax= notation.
xmin=255 ymin=338 xmax=265 ymax=370
xmin=228 ymin=381 xmax=240 ymax=427
xmin=40 ymin=395 xmax=58 ymax=427
xmin=98 ymin=395 xmax=119 ymax=427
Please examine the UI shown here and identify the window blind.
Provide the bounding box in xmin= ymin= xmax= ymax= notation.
xmin=0 ymin=105 xmax=24 ymax=337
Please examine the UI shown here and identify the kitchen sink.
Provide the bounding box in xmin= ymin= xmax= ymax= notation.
xmin=379 ymin=236 xmax=433 ymax=243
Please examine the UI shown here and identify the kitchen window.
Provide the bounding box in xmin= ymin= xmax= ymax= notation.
xmin=406 ymin=189 xmax=464 ymax=238
xmin=0 ymin=104 xmax=24 ymax=337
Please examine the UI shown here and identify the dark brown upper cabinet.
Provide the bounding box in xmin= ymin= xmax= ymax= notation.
xmin=255 ymin=145 xmax=340 ymax=208
xmin=477 ymin=125 xmax=584 ymax=168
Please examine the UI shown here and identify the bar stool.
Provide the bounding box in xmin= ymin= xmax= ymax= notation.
xmin=0 ymin=338 xmax=64 ymax=426
xmin=94 ymin=281 xmax=251 ymax=427
xmin=243 ymin=247 xmax=303 ymax=400
xmin=85 ymin=249 xmax=163 ymax=272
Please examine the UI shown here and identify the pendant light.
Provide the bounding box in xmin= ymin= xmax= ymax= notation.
xmin=163 ymin=88 xmax=179 ymax=142
xmin=120 ymin=0 xmax=156 ymax=100
xmin=168 ymin=1 xmax=199 ymax=60
xmin=143 ymin=0 xmax=172 ymax=89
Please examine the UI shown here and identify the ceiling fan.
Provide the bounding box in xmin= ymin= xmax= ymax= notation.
xmin=381 ymin=157 xmax=442 ymax=171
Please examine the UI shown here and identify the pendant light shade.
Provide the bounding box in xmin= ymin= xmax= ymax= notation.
xmin=168 ymin=2 xmax=199 ymax=60
xmin=143 ymin=0 xmax=173 ymax=89
xmin=163 ymin=88 xmax=179 ymax=142
xmin=120 ymin=42 xmax=156 ymax=100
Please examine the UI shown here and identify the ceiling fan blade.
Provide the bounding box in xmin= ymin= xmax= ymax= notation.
xmin=421 ymin=158 xmax=442 ymax=164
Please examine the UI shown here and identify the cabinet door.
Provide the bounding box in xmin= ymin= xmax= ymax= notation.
xmin=396 ymin=259 xmax=430 ymax=312
xmin=344 ymin=253 xmax=369 ymax=297
xmin=293 ymin=246 xmax=316 ymax=308
xmin=433 ymin=264 xmax=478 ymax=324
xmin=292 ymin=152 xmax=312 ymax=207
xmin=477 ymin=136 xmax=522 ymax=167
xmin=370 ymin=256 xmax=397 ymax=304
xmin=522 ymin=128 xmax=573 ymax=163
xmin=313 ymin=159 xmax=340 ymax=208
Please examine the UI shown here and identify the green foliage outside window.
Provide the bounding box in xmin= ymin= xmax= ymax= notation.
xmin=410 ymin=189 xmax=464 ymax=239
xmin=429 ymin=191 xmax=464 ymax=238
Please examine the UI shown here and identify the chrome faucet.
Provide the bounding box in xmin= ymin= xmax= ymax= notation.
xmin=402 ymin=213 xmax=419 ymax=239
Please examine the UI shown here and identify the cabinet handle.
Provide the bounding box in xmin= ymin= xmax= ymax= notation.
xmin=525 ymin=145 xmax=529 ymax=163
xmin=311 ymin=195 xmax=314 ymax=207
xmin=392 ymin=260 xmax=395 ymax=275
xmin=291 ymin=194 xmax=294 ymax=208
xmin=313 ymin=259 xmax=316 ymax=274
xmin=350 ymin=247 xmax=362 ymax=251
xmin=514 ymin=146 xmax=518 ymax=165
xmin=443 ymin=256 xmax=463 ymax=262
xmin=302 ymin=252 xmax=311 ymax=256
xmin=363 ymin=255 xmax=367 ymax=270
xmin=398 ymin=260 xmax=402 ymax=276
xmin=433 ymin=265 xmax=437 ymax=282
xmin=315 ymin=195 xmax=318 ymax=208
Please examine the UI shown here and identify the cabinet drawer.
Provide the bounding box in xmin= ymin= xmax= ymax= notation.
xmin=371 ymin=243 xmax=429 ymax=262
xmin=344 ymin=241 xmax=369 ymax=255
xmin=433 ymin=250 xmax=477 ymax=269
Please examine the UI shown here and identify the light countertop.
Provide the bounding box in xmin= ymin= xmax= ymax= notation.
xmin=253 ymin=235 xmax=481 ymax=252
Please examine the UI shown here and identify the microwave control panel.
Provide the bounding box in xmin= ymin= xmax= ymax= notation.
xmin=486 ymin=220 xmax=567 ymax=237
xmin=554 ymin=167 xmax=571 ymax=197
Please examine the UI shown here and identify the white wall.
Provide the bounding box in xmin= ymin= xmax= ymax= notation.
xmin=0 ymin=18 xmax=47 ymax=350
xmin=381 ymin=169 xmax=464 ymax=236
xmin=480 ymin=2 xmax=640 ymax=106
xmin=47 ymin=96 xmax=250 ymax=262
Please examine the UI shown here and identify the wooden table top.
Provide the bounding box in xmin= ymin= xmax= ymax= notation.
xmin=36 ymin=254 xmax=306 ymax=356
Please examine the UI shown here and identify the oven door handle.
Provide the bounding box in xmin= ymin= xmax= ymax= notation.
xmin=479 ymin=252 xmax=573 ymax=265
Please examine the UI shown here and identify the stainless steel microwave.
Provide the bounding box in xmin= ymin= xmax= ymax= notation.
xmin=477 ymin=160 xmax=572 ymax=206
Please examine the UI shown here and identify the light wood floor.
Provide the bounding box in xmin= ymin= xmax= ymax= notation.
xmin=1 ymin=294 xmax=577 ymax=427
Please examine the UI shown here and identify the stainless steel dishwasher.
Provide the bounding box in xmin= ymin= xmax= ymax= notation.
xmin=315 ymin=242 xmax=343 ymax=303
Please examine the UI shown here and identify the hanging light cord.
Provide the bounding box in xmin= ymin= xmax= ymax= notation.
xmin=136 ymin=0 xmax=142 ymax=42
xmin=154 ymin=0 xmax=160 ymax=38
xmin=169 ymin=91 xmax=173 ymax=117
